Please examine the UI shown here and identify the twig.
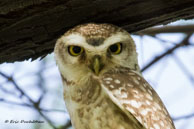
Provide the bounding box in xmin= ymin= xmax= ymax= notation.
xmin=0 ymin=72 xmax=57 ymax=129
xmin=148 ymin=35 xmax=178 ymax=45
xmin=0 ymin=72 xmax=34 ymax=102
xmin=136 ymin=25 xmax=194 ymax=35
xmin=172 ymin=54 xmax=194 ymax=85
xmin=0 ymin=84 xmax=18 ymax=96
xmin=0 ymin=98 xmax=32 ymax=107
xmin=173 ymin=112 xmax=194 ymax=121
xmin=0 ymin=98 xmax=66 ymax=113
xmin=141 ymin=34 xmax=192 ymax=72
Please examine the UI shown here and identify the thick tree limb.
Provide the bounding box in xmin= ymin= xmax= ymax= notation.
xmin=0 ymin=0 xmax=194 ymax=63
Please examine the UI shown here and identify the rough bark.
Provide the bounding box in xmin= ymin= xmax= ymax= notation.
xmin=0 ymin=0 xmax=194 ymax=63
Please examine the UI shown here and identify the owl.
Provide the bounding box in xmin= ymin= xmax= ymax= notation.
xmin=54 ymin=23 xmax=175 ymax=129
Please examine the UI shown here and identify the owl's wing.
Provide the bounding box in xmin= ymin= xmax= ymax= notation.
xmin=100 ymin=69 xmax=175 ymax=129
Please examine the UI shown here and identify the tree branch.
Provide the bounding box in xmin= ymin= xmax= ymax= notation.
xmin=136 ymin=25 xmax=194 ymax=35
xmin=0 ymin=98 xmax=66 ymax=112
xmin=141 ymin=34 xmax=192 ymax=72
xmin=1 ymin=0 xmax=194 ymax=63
xmin=172 ymin=54 xmax=194 ymax=86
xmin=0 ymin=71 xmax=58 ymax=129
xmin=173 ymin=112 xmax=194 ymax=121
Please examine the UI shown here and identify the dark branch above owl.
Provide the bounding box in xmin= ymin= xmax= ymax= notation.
xmin=0 ymin=0 xmax=194 ymax=63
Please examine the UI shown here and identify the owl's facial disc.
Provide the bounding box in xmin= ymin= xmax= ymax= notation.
xmin=54 ymin=24 xmax=140 ymax=80
xmin=89 ymin=55 xmax=104 ymax=75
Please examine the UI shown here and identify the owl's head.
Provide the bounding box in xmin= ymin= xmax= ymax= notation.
xmin=54 ymin=23 xmax=139 ymax=83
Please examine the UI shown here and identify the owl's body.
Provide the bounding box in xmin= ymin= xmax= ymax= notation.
xmin=55 ymin=23 xmax=175 ymax=129
xmin=64 ymin=74 xmax=141 ymax=129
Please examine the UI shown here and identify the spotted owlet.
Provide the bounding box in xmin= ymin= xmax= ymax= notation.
xmin=54 ymin=23 xmax=175 ymax=129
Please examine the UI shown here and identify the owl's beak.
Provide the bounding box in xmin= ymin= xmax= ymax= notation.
xmin=90 ymin=55 xmax=104 ymax=75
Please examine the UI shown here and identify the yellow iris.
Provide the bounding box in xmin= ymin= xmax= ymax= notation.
xmin=68 ymin=46 xmax=84 ymax=56
xmin=109 ymin=43 xmax=122 ymax=54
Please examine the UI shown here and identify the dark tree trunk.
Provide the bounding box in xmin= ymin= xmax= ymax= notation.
xmin=0 ymin=0 xmax=194 ymax=63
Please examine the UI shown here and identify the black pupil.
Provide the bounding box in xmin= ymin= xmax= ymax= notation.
xmin=73 ymin=46 xmax=81 ymax=53
xmin=110 ymin=44 xmax=118 ymax=52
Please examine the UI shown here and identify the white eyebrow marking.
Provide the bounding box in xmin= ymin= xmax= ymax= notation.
xmin=62 ymin=32 xmax=130 ymax=51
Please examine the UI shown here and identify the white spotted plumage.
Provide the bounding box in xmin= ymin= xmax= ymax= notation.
xmin=100 ymin=69 xmax=175 ymax=129
xmin=54 ymin=23 xmax=175 ymax=129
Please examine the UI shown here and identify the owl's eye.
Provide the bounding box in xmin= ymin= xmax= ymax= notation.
xmin=109 ymin=43 xmax=122 ymax=54
xmin=68 ymin=45 xmax=84 ymax=56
